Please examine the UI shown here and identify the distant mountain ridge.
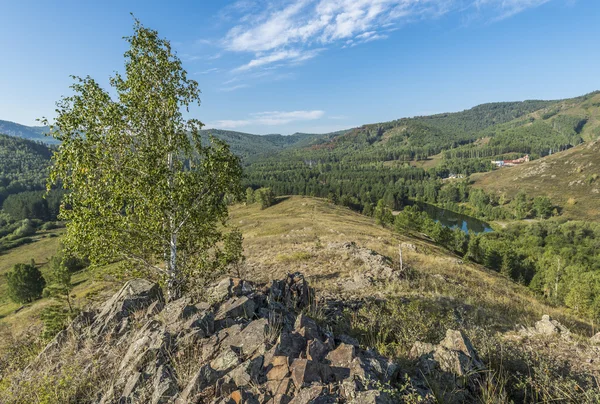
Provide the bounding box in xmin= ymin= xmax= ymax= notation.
xmin=0 ymin=120 xmax=345 ymax=160
xmin=3 ymin=90 xmax=599 ymax=164
xmin=0 ymin=120 xmax=54 ymax=144
xmin=198 ymin=129 xmax=342 ymax=161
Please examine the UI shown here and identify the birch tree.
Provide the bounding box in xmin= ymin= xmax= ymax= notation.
xmin=44 ymin=20 xmax=242 ymax=300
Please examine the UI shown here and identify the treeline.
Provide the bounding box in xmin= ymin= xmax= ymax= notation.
xmin=371 ymin=202 xmax=600 ymax=323
xmin=0 ymin=190 xmax=65 ymax=252
xmin=2 ymin=190 xmax=64 ymax=221
xmin=469 ymin=220 xmax=600 ymax=321
xmin=245 ymin=155 xmax=555 ymax=223
xmin=445 ymin=114 xmax=588 ymax=161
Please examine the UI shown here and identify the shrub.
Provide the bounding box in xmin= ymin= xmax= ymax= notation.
xmin=255 ymin=187 xmax=275 ymax=209
xmin=11 ymin=219 xmax=36 ymax=239
xmin=41 ymin=221 xmax=59 ymax=231
xmin=5 ymin=262 xmax=46 ymax=304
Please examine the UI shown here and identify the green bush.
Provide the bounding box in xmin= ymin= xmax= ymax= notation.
xmin=255 ymin=187 xmax=275 ymax=209
xmin=5 ymin=262 xmax=46 ymax=304
xmin=11 ymin=219 xmax=36 ymax=239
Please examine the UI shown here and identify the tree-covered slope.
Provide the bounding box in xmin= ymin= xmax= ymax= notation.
xmin=199 ymin=129 xmax=336 ymax=161
xmin=0 ymin=134 xmax=52 ymax=205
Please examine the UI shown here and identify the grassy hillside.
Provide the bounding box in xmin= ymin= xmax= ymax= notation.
xmin=1 ymin=196 xmax=590 ymax=333
xmin=472 ymin=140 xmax=600 ymax=221
xmin=228 ymin=197 xmax=588 ymax=332
xmin=0 ymin=228 xmax=119 ymax=334
xmin=2 ymin=196 xmax=599 ymax=402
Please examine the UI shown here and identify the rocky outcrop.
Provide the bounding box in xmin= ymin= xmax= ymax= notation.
xmin=519 ymin=315 xmax=571 ymax=339
xmin=34 ymin=272 xmax=442 ymax=403
xmin=327 ymin=242 xmax=402 ymax=290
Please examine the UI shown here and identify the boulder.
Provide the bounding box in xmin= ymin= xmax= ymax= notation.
xmin=294 ymin=314 xmax=321 ymax=341
xmin=325 ymin=343 xmax=355 ymax=368
xmin=287 ymin=384 xmax=325 ymax=404
xmin=211 ymin=346 xmax=242 ymax=373
xmin=229 ymin=389 xmax=260 ymax=404
xmin=151 ymin=365 xmax=178 ymax=404
xmin=306 ymin=339 xmax=329 ymax=362
xmin=177 ymin=364 xmax=219 ymax=403
xmin=33 ymin=272 xmax=432 ymax=404
xmin=221 ymin=318 xmax=269 ymax=358
xmin=267 ymin=356 xmax=291 ymax=381
xmin=535 ymin=315 xmax=571 ymax=338
xmin=209 ymin=278 xmax=256 ymax=302
xmin=590 ymin=332 xmax=600 ymax=344
xmin=274 ymin=331 xmax=306 ymax=359
xmin=411 ymin=329 xmax=484 ymax=378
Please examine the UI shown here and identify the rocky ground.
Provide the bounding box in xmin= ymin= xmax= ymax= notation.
xmin=17 ymin=273 xmax=496 ymax=404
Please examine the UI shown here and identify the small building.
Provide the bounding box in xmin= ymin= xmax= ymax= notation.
xmin=492 ymin=155 xmax=529 ymax=168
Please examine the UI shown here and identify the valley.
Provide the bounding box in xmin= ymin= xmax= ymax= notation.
xmin=1 ymin=48 xmax=600 ymax=404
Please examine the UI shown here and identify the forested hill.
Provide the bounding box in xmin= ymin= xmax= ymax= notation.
xmin=0 ymin=120 xmax=54 ymax=144
xmin=289 ymin=91 xmax=600 ymax=160
xmin=0 ymin=134 xmax=52 ymax=204
xmin=199 ymin=129 xmax=342 ymax=161
xmin=243 ymin=91 xmax=600 ymax=222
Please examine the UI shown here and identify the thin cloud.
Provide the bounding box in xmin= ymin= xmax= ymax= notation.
xmin=233 ymin=48 xmax=322 ymax=72
xmin=219 ymin=0 xmax=554 ymax=70
xmin=220 ymin=84 xmax=250 ymax=92
xmin=207 ymin=109 xmax=325 ymax=129
xmin=196 ymin=68 xmax=220 ymax=75
xmin=475 ymin=0 xmax=552 ymax=20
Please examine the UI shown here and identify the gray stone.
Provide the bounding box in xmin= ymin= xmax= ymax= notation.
xmin=151 ymin=365 xmax=178 ymax=404
xmin=222 ymin=318 xmax=269 ymax=358
xmin=433 ymin=330 xmax=484 ymax=377
xmin=306 ymin=339 xmax=329 ymax=362
xmin=121 ymin=372 xmax=143 ymax=399
xmin=535 ymin=315 xmax=571 ymax=338
xmin=409 ymin=342 xmax=435 ymax=359
xmin=288 ymin=384 xmax=325 ymax=404
xmin=289 ymin=359 xmax=322 ymax=388
xmin=215 ymin=296 xmax=257 ymax=323
xmin=177 ymin=364 xmax=219 ymax=403
xmin=294 ymin=314 xmax=320 ymax=341
xmin=274 ymin=331 xmax=306 ymax=359
xmin=325 ymin=343 xmax=355 ymax=368
xmin=92 ymin=279 xmax=162 ymax=337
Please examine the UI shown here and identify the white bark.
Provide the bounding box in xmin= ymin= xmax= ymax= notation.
xmin=166 ymin=150 xmax=180 ymax=300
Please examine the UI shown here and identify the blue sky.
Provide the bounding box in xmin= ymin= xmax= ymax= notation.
xmin=1 ymin=0 xmax=599 ymax=135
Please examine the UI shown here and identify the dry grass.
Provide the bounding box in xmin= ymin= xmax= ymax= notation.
xmin=230 ymin=196 xmax=590 ymax=334
xmin=0 ymin=233 xmax=121 ymax=334
xmin=472 ymin=140 xmax=600 ymax=222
